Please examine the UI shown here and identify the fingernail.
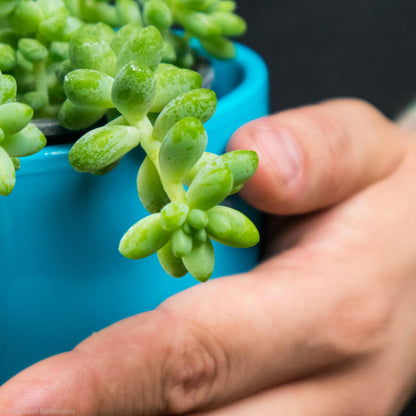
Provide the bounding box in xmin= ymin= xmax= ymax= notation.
xmin=254 ymin=127 xmax=302 ymax=186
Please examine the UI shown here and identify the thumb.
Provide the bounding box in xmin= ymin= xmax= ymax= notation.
xmin=228 ymin=99 xmax=407 ymax=215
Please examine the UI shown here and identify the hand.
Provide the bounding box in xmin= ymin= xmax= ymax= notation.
xmin=1 ymin=99 xmax=416 ymax=416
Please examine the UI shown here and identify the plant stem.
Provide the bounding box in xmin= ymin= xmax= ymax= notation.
xmin=33 ymin=59 xmax=49 ymax=115
xmin=138 ymin=118 xmax=186 ymax=203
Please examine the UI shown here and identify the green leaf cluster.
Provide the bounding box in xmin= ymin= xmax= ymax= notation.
xmin=0 ymin=1 xmax=258 ymax=281
xmin=0 ymin=71 xmax=46 ymax=195
xmin=0 ymin=0 xmax=246 ymax=119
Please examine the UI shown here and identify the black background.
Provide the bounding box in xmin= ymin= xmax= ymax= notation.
xmin=234 ymin=1 xmax=416 ymax=414
xmin=236 ymin=0 xmax=416 ymax=118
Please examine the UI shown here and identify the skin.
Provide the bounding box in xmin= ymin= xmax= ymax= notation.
xmin=1 ymin=98 xmax=416 ymax=415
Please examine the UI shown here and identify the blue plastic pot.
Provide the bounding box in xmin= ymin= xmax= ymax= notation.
xmin=0 ymin=43 xmax=269 ymax=384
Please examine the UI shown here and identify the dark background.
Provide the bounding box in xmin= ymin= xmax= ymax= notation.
xmin=236 ymin=0 xmax=416 ymax=119
xmin=235 ymin=1 xmax=416 ymax=414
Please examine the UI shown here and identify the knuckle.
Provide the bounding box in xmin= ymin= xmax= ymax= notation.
xmin=324 ymin=292 xmax=391 ymax=358
xmin=161 ymin=321 xmax=224 ymax=414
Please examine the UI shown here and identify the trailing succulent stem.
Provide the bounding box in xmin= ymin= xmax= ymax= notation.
xmin=62 ymin=23 xmax=259 ymax=281
xmin=0 ymin=0 xmax=257 ymax=281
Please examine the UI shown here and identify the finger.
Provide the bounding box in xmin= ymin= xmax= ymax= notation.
xmin=227 ymin=98 xmax=407 ymax=214
xmin=0 ymin=266 xmax=380 ymax=416
xmin=190 ymin=359 xmax=408 ymax=416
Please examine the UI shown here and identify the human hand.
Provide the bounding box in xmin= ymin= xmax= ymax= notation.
xmin=1 ymin=99 xmax=416 ymax=416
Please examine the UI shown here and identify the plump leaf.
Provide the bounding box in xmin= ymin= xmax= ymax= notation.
xmin=119 ymin=213 xmax=171 ymax=259
xmin=111 ymin=61 xmax=156 ymax=124
xmin=179 ymin=11 xmax=221 ymax=38
xmin=2 ymin=123 xmax=46 ymax=157
xmin=0 ymin=102 xmax=33 ymax=134
xmin=200 ymin=36 xmax=235 ymax=59
xmin=219 ymin=150 xmax=258 ymax=193
xmin=64 ymin=69 xmax=114 ymax=109
xmin=0 ymin=43 xmax=16 ymax=71
xmin=69 ymin=33 xmax=116 ymax=76
xmin=153 ymin=88 xmax=216 ymax=141
xmin=157 ymin=240 xmax=188 ymax=278
xmin=7 ymin=1 xmax=44 ymax=33
xmin=211 ymin=11 xmax=246 ymax=36
xmin=68 ymin=124 xmax=140 ymax=172
xmin=171 ymin=227 xmax=193 ymax=257
xmin=160 ymin=201 xmax=189 ymax=231
xmin=186 ymin=161 xmax=233 ymax=210
xmin=0 ymin=146 xmax=15 ymax=196
xmin=187 ymin=209 xmax=208 ymax=230
xmin=183 ymin=151 xmax=217 ymax=186
xmin=150 ymin=68 xmax=202 ymax=113
xmin=159 ymin=117 xmax=207 ymax=181
xmin=137 ymin=156 xmax=170 ymax=213
xmin=39 ymin=16 xmax=82 ymax=42
xmin=0 ymin=73 xmax=17 ymax=104
xmin=143 ymin=0 xmax=171 ymax=31
xmin=206 ymin=206 xmax=259 ymax=248
xmin=182 ymin=237 xmax=215 ymax=282
xmin=18 ymin=38 xmax=48 ymax=62
xmin=58 ymin=99 xmax=106 ymax=130
xmin=116 ymin=26 xmax=163 ymax=72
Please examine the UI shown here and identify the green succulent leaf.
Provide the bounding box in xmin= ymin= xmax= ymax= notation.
xmin=0 ymin=73 xmax=17 ymax=104
xmin=110 ymin=22 xmax=142 ymax=55
xmin=159 ymin=116 xmax=207 ymax=181
xmin=64 ymin=69 xmax=114 ymax=109
xmin=175 ymin=0 xmax=219 ymax=12
xmin=182 ymin=237 xmax=215 ymax=282
xmin=39 ymin=15 xmax=82 ymax=42
xmin=18 ymin=38 xmax=48 ymax=62
xmin=0 ymin=146 xmax=15 ymax=196
xmin=68 ymin=124 xmax=141 ymax=172
xmin=7 ymin=0 xmax=44 ymax=33
xmin=119 ymin=213 xmax=171 ymax=259
xmin=150 ymin=67 xmax=202 ymax=113
xmin=0 ymin=43 xmax=16 ymax=71
xmin=0 ymin=102 xmax=33 ymax=134
xmin=217 ymin=1 xmax=236 ymax=12
xmin=69 ymin=33 xmax=116 ymax=76
xmin=200 ymin=35 xmax=235 ymax=59
xmin=111 ymin=61 xmax=156 ymax=125
xmin=153 ymin=88 xmax=216 ymax=141
xmin=206 ymin=205 xmax=259 ymax=248
xmin=1 ymin=123 xmax=46 ymax=157
xmin=171 ymin=226 xmax=193 ymax=257
xmin=58 ymin=99 xmax=106 ymax=130
xmin=143 ymin=0 xmax=172 ymax=31
xmin=75 ymin=22 xmax=115 ymax=45
xmin=187 ymin=208 xmax=208 ymax=230
xmin=183 ymin=151 xmax=217 ymax=186
xmin=0 ymin=0 xmax=19 ymax=17
xmin=116 ymin=25 xmax=163 ymax=72
xmin=211 ymin=11 xmax=246 ymax=36
xmin=160 ymin=201 xmax=189 ymax=231
xmin=137 ymin=155 xmax=170 ymax=214
xmin=157 ymin=240 xmax=188 ymax=278
xmin=179 ymin=11 xmax=221 ymax=38
xmin=219 ymin=150 xmax=258 ymax=193
xmin=37 ymin=0 xmax=67 ymax=19
xmin=186 ymin=161 xmax=233 ymax=210
xmin=115 ymin=0 xmax=143 ymax=26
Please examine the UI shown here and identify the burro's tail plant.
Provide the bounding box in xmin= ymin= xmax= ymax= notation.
xmin=0 ymin=71 xmax=46 ymax=195
xmin=64 ymin=25 xmax=259 ymax=282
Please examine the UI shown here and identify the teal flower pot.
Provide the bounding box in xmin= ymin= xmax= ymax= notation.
xmin=0 ymin=42 xmax=269 ymax=384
